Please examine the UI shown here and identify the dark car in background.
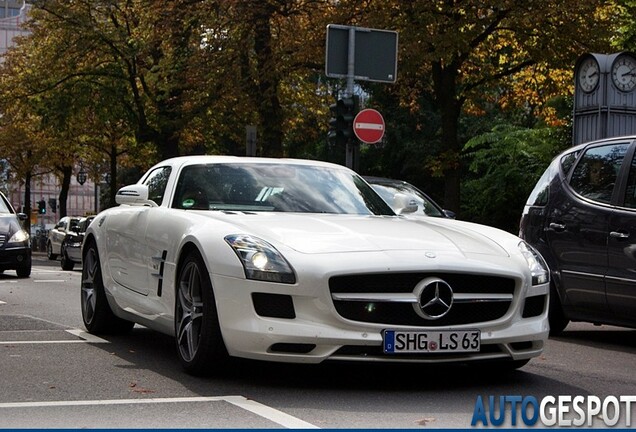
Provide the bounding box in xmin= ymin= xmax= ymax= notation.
xmin=0 ymin=191 xmax=31 ymax=278
xmin=60 ymin=216 xmax=94 ymax=271
xmin=364 ymin=177 xmax=454 ymax=218
xmin=520 ymin=136 xmax=636 ymax=334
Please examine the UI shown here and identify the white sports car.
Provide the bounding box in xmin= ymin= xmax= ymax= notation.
xmin=81 ymin=156 xmax=550 ymax=375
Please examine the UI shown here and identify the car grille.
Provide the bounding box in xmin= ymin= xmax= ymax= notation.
xmin=0 ymin=234 xmax=5 ymax=247
xmin=329 ymin=273 xmax=516 ymax=327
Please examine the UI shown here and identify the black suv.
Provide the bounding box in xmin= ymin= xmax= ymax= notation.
xmin=520 ymin=136 xmax=636 ymax=334
xmin=0 ymin=191 xmax=31 ymax=278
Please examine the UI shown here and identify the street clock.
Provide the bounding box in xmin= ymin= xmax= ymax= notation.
xmin=611 ymin=53 xmax=636 ymax=92
xmin=573 ymin=52 xmax=636 ymax=145
xmin=578 ymin=56 xmax=600 ymax=93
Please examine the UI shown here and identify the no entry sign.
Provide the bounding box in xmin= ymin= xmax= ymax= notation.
xmin=353 ymin=109 xmax=385 ymax=144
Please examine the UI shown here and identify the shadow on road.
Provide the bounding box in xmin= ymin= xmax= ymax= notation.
xmin=551 ymin=325 xmax=635 ymax=354
xmin=93 ymin=326 xmax=590 ymax=401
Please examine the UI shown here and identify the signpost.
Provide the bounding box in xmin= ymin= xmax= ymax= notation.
xmin=326 ymin=25 xmax=398 ymax=83
xmin=353 ymin=109 xmax=385 ymax=144
xmin=325 ymin=24 xmax=398 ymax=170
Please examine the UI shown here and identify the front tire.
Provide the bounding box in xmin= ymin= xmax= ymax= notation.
xmin=548 ymin=284 xmax=569 ymax=336
xmin=16 ymin=257 xmax=31 ymax=278
xmin=81 ymin=240 xmax=134 ymax=334
xmin=61 ymin=245 xmax=75 ymax=271
xmin=47 ymin=241 xmax=57 ymax=260
xmin=175 ymin=251 xmax=227 ymax=375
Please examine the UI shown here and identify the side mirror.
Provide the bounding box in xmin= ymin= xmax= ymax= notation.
xmin=443 ymin=209 xmax=457 ymax=219
xmin=17 ymin=212 xmax=27 ymax=221
xmin=393 ymin=193 xmax=419 ymax=215
xmin=115 ymin=185 xmax=157 ymax=207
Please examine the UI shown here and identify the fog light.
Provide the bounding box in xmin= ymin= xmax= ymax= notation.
xmin=17 ymin=255 xmax=23 ymax=262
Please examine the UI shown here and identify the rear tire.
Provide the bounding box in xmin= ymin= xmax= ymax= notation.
xmin=548 ymin=284 xmax=569 ymax=336
xmin=81 ymin=240 xmax=134 ymax=334
xmin=175 ymin=250 xmax=227 ymax=375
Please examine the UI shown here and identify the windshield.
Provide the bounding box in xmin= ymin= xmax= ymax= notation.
xmin=172 ymin=163 xmax=394 ymax=215
xmin=0 ymin=193 xmax=13 ymax=214
xmin=370 ymin=183 xmax=445 ymax=217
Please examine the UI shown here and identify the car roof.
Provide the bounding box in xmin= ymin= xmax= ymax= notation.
xmin=364 ymin=176 xmax=410 ymax=186
xmin=147 ymin=156 xmax=350 ymax=173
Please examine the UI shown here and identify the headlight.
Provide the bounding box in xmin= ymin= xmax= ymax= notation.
xmin=225 ymin=234 xmax=296 ymax=284
xmin=519 ymin=241 xmax=549 ymax=285
xmin=8 ymin=229 xmax=29 ymax=244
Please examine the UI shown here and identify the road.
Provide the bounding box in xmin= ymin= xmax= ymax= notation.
xmin=0 ymin=255 xmax=634 ymax=429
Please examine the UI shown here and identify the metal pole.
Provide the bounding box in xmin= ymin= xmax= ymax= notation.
xmin=346 ymin=28 xmax=356 ymax=170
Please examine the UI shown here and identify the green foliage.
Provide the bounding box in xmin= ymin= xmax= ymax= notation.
xmin=461 ymin=125 xmax=569 ymax=233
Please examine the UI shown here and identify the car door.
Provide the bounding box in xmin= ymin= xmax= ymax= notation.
xmin=105 ymin=166 xmax=172 ymax=296
xmin=52 ymin=218 xmax=67 ymax=254
xmin=607 ymin=143 xmax=636 ymax=324
xmin=545 ymin=141 xmax=630 ymax=318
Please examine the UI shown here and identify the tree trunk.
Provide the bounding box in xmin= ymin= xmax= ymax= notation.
xmin=109 ymin=143 xmax=118 ymax=209
xmin=252 ymin=4 xmax=284 ymax=157
xmin=58 ymin=165 xmax=72 ymax=218
xmin=432 ymin=61 xmax=462 ymax=214
xmin=23 ymin=170 xmax=32 ymax=234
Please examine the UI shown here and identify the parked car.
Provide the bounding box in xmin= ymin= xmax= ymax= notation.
xmin=47 ymin=216 xmax=81 ymax=260
xmin=520 ymin=135 xmax=636 ymax=334
xmin=0 ymin=191 xmax=31 ymax=277
xmin=60 ymin=216 xmax=94 ymax=271
xmin=365 ymin=176 xmax=454 ymax=218
xmin=81 ymin=156 xmax=549 ymax=375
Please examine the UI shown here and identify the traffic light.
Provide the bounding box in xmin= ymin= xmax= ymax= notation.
xmin=38 ymin=200 xmax=46 ymax=214
xmin=48 ymin=198 xmax=57 ymax=213
xmin=328 ymin=95 xmax=358 ymax=146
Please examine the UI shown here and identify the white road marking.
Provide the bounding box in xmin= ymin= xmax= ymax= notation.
xmin=65 ymin=329 xmax=109 ymax=343
xmin=0 ymin=301 xmax=6 ymax=305
xmin=0 ymin=396 xmax=319 ymax=429
xmin=0 ymin=329 xmax=109 ymax=345
xmin=224 ymin=395 xmax=319 ymax=429
xmin=31 ymin=268 xmax=67 ymax=274
xmin=33 ymin=280 xmax=66 ymax=283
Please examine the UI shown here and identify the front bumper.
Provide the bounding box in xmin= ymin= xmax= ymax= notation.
xmin=0 ymin=246 xmax=31 ymax=271
xmin=210 ymin=272 xmax=549 ymax=364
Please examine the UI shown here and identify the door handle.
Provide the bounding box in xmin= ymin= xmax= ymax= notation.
xmin=609 ymin=231 xmax=630 ymax=239
xmin=549 ymin=222 xmax=566 ymax=232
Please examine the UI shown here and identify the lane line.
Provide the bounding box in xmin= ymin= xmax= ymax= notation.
xmin=33 ymin=280 xmax=66 ymax=283
xmin=65 ymin=329 xmax=109 ymax=343
xmin=224 ymin=395 xmax=319 ymax=429
xmin=0 ymin=329 xmax=109 ymax=345
xmin=0 ymin=396 xmax=319 ymax=429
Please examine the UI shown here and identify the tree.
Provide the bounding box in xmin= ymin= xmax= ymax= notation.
xmin=363 ymin=1 xmax=620 ymax=213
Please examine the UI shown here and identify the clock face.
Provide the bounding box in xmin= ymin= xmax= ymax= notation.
xmin=578 ymin=57 xmax=600 ymax=93
xmin=612 ymin=54 xmax=636 ymax=92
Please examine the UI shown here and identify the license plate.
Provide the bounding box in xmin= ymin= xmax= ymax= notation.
xmin=383 ymin=329 xmax=480 ymax=354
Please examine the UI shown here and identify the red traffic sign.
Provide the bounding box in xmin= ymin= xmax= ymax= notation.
xmin=353 ymin=109 xmax=385 ymax=144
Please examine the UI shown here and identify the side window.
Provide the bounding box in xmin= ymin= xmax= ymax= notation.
xmin=560 ymin=150 xmax=580 ymax=176
xmin=143 ymin=167 xmax=172 ymax=205
xmin=526 ymin=163 xmax=555 ymax=207
xmin=569 ymin=143 xmax=629 ymax=204
xmin=623 ymin=155 xmax=636 ymax=209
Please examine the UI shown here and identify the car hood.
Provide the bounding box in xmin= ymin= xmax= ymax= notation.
xmin=209 ymin=212 xmax=510 ymax=257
